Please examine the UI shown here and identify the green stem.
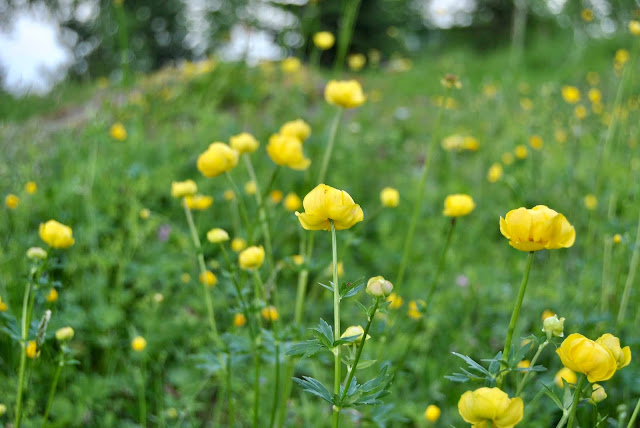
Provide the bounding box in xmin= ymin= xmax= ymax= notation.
xmin=220 ymin=244 xmax=257 ymax=339
xmin=515 ymin=340 xmax=548 ymax=396
xmin=137 ymin=362 xmax=147 ymax=428
xmin=331 ymin=221 xmax=341 ymax=428
xmin=555 ymin=411 xmax=569 ymax=428
xmin=225 ymin=172 xmax=254 ymax=242
xmin=627 ymin=396 xmax=640 ymax=428
xmin=42 ymin=356 xmax=64 ymax=427
xmin=253 ymin=351 xmax=261 ymax=428
xmin=425 ymin=219 xmax=456 ymax=308
xmin=617 ymin=208 xmax=640 ymax=325
xmin=244 ymin=155 xmax=274 ymax=272
xmin=114 ymin=2 xmax=130 ymax=84
xmin=227 ymin=352 xmax=234 ymax=428
xmin=498 ymin=251 xmax=534 ymax=388
xmin=567 ymin=374 xmax=586 ymax=428
xmin=317 ymin=109 xmax=343 ymax=184
xmin=14 ymin=282 xmax=32 ymax=428
xmin=601 ymin=235 xmax=613 ymax=313
xmin=293 ymin=232 xmax=312 ymax=326
xmin=269 ymin=340 xmax=281 ymax=428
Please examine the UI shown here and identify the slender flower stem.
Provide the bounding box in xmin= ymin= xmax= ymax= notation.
xmin=269 ymin=337 xmax=281 ymax=428
xmin=317 ymin=109 xmax=343 ymax=185
xmin=253 ymin=350 xmax=261 ymax=428
xmin=225 ymin=172 xmax=253 ymax=242
xmin=14 ymin=282 xmax=33 ymax=428
xmin=617 ymin=208 xmax=640 ymax=325
xmin=226 ymin=353 xmax=234 ymax=428
xmin=244 ymin=155 xmax=274 ymax=272
xmin=137 ymin=362 xmax=147 ymax=428
xmin=330 ymin=221 xmax=341 ymax=428
xmin=555 ymin=411 xmax=570 ymax=428
xmin=627 ymin=396 xmax=640 ymax=428
xmin=42 ymin=356 xmax=64 ymax=427
xmin=498 ymin=251 xmax=534 ymax=389
xmin=425 ymin=219 xmax=456 ymax=308
xmin=601 ymin=235 xmax=613 ymax=313
xmin=515 ymin=340 xmax=548 ymax=396
xmin=567 ymin=375 xmax=586 ymax=428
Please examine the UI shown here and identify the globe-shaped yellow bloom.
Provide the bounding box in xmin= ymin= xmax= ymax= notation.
xmin=234 ymin=313 xmax=246 ymax=327
xmin=595 ymin=334 xmax=631 ymax=370
xmin=185 ymin=195 xmax=213 ymax=210
xmin=40 ymin=220 xmax=75 ymax=249
xmin=230 ymin=132 xmax=259 ymax=154
xmin=424 ymin=404 xmax=441 ymax=422
xmin=313 ymin=31 xmax=335 ymax=50
xmin=380 ymin=187 xmax=400 ymax=208
xmin=109 ymin=122 xmax=127 ymax=141
xmin=238 ymin=246 xmax=265 ymax=270
xmin=280 ymin=119 xmax=311 ymax=142
xmin=295 ymin=184 xmax=364 ymax=231
xmin=348 ymin=53 xmax=366 ymax=71
xmin=261 ymin=305 xmax=279 ymax=322
xmin=171 ymin=180 xmax=198 ymax=198
xmin=266 ymin=134 xmax=311 ymax=170
xmin=197 ymin=142 xmax=239 ymax=177
xmin=325 ymin=80 xmax=366 ymax=109
xmin=458 ymin=387 xmax=523 ymax=428
xmin=131 ymin=336 xmax=147 ymax=352
xmin=556 ymin=333 xmax=618 ymax=382
xmin=499 ymin=205 xmax=575 ymax=252
xmin=554 ymin=367 xmax=577 ymax=387
xmin=561 ymin=86 xmax=581 ymax=104
xmin=284 ymin=193 xmax=302 ymax=211
xmin=443 ymin=194 xmax=475 ymax=217
xmin=630 ymin=20 xmax=640 ymax=36
xmin=488 ymin=163 xmax=503 ymax=183
xmin=281 ymin=57 xmax=301 ymax=73
xmin=5 ymin=194 xmax=19 ymax=209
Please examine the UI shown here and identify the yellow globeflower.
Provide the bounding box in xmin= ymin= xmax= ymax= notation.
xmin=244 ymin=181 xmax=257 ymax=195
xmin=424 ymin=404 xmax=441 ymax=422
xmin=584 ymin=194 xmax=597 ymax=210
xmin=488 ymin=163 xmax=503 ymax=183
xmin=197 ymin=142 xmax=239 ymax=178
xmin=131 ymin=336 xmax=147 ymax=352
xmin=561 ymin=86 xmax=581 ymax=104
xmin=514 ymin=145 xmax=528 ymax=159
xmin=185 ymin=195 xmax=213 ymax=210
xmin=341 ymin=325 xmax=367 ymax=344
xmin=615 ymin=49 xmax=630 ymax=65
xmin=231 ymin=238 xmax=247 ymax=252
xmin=46 ymin=288 xmax=58 ymax=303
xmin=261 ymin=306 xmax=279 ymax=322
xmin=238 ymin=246 xmax=265 ymax=270
xmin=386 ymin=292 xmax=403 ymax=309
xmin=630 ymin=20 xmax=640 ymax=36
xmin=458 ymin=387 xmax=523 ymax=428
xmin=266 ymin=134 xmax=311 ymax=170
xmin=581 ymin=8 xmax=594 ymax=22
xmin=280 ymin=119 xmax=311 ymax=142
xmin=380 ymin=187 xmax=400 ymax=208
xmin=443 ymin=194 xmax=475 ymax=217
xmin=180 ymin=273 xmax=191 ymax=283
xmin=574 ymin=105 xmax=588 ymax=120
xmin=26 ymin=340 xmax=39 ymax=359
xmin=613 ymin=234 xmax=622 ymax=244
xmin=554 ymin=367 xmax=577 ymax=387
xmin=234 ymin=313 xmax=246 ymax=327
xmin=25 ymin=181 xmax=37 ymax=194
xmin=139 ymin=208 xmax=150 ymax=219
xmin=295 ymin=184 xmax=364 ymax=231
xmin=556 ymin=333 xmax=618 ymax=382
xmin=171 ymin=180 xmax=198 ymax=198
xmin=408 ymin=300 xmax=422 ymax=319
xmin=0 ymin=296 xmax=8 ymax=311
xmin=224 ymin=190 xmax=235 ymax=201
xmin=588 ymin=88 xmax=602 ymax=104
xmin=347 ymin=53 xmax=366 ymax=71
xmin=313 ymin=31 xmax=335 ymax=50
xmin=55 ymin=326 xmax=74 ymax=342
xmin=595 ymin=334 xmax=631 ymax=370
xmin=270 ymin=190 xmax=283 ymax=204
xmin=230 ymin=132 xmax=259 ymax=154
xmin=199 ymin=270 xmax=217 ymax=287
xmin=281 ymin=57 xmax=301 ymax=73
xmin=283 ymin=192 xmax=302 ymax=212
xmin=5 ymin=194 xmax=19 ymax=209
xmin=39 ymin=220 xmax=75 ymax=249
xmin=529 ymin=135 xmax=543 ymax=150
xmin=517 ymin=360 xmax=530 ymax=369
xmin=541 ymin=309 xmax=555 ymax=321
xmin=499 ymin=205 xmax=575 ymax=252
xmin=292 ymin=254 xmax=304 ymax=266
xmin=325 ymin=80 xmax=366 ymax=109
xmin=109 ymin=122 xmax=127 ymax=141
xmin=207 ymin=228 xmax=229 ymax=244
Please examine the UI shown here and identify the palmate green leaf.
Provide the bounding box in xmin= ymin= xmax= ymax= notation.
xmin=287 ymin=340 xmax=324 ymax=358
xmin=452 ymin=352 xmax=492 ymax=377
xmin=311 ymin=318 xmax=334 ymax=348
xmin=340 ymin=364 xmax=394 ymax=408
xmin=293 ymin=376 xmax=334 ymax=405
xmin=487 ymin=351 xmax=503 ymax=376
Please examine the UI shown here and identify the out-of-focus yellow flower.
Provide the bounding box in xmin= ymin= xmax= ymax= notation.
xmin=185 ymin=195 xmax=213 ymax=210
xmin=25 ymin=181 xmax=37 ymax=194
xmin=554 ymin=367 xmax=577 ymax=387
xmin=197 ymin=142 xmax=239 ymax=178
xmin=244 ymin=181 xmax=257 ymax=195
xmin=581 ymin=8 xmax=594 ymax=21
xmin=488 ymin=163 xmax=503 ymax=183
xmin=110 ymin=122 xmax=127 ymax=141
xmin=292 ymin=254 xmax=304 ymax=265
xmin=139 ymin=208 xmax=151 ymax=220
xmin=441 ymin=73 xmax=462 ymax=89
xmin=387 ymin=292 xmax=403 ymax=309
xmin=132 ymin=336 xmax=147 ymax=352
xmin=281 ymin=57 xmax=301 ymax=73
xmin=574 ymin=105 xmax=588 ymax=120
xmin=501 ymin=152 xmax=515 ymax=165
xmin=267 ymin=134 xmax=310 ymax=170
xmin=280 ymin=119 xmax=311 ymax=142
xmin=543 ymin=315 xmax=565 ymax=339
xmin=347 ymin=53 xmax=366 ymax=71
xmin=180 ymin=273 xmax=191 ymax=283
xmin=270 ymin=190 xmax=283 ymax=204
xmin=424 ymin=404 xmax=441 ymax=422
xmin=153 ymin=293 xmax=163 ymax=303
xmin=562 ymin=86 xmax=581 ymax=104
xmin=295 ymin=184 xmax=364 ymax=231
xmin=55 ymin=326 xmax=74 ymax=342
xmin=630 ymin=20 xmax=640 ymax=36
xmin=234 ymin=313 xmax=246 ymax=327
xmin=171 ymin=180 xmax=198 ymax=198
xmin=584 ymin=194 xmax=598 ymax=210
xmin=588 ymin=88 xmax=602 ymax=104
xmin=458 ymin=387 xmax=523 ymax=428
xmin=441 ymin=135 xmax=479 ymax=152
xmin=463 ymin=136 xmax=479 ymax=151
xmin=5 ymin=194 xmax=19 ymax=209
xmin=40 ymin=220 xmax=75 ymax=249
xmin=261 ymin=305 xmax=279 ymax=322
xmin=366 ymin=276 xmax=393 ymax=298
xmin=224 ymin=190 xmax=235 ymax=201
xmin=230 ymin=132 xmax=259 ymax=154
xmin=541 ymin=309 xmax=555 ymax=322
xmin=595 ymin=333 xmax=631 ymax=370
xmin=529 ymin=135 xmax=543 ymax=150
xmin=199 ymin=270 xmax=217 ymax=287
xmin=500 ymin=205 xmax=575 ymax=252
xmin=207 ymin=228 xmax=229 ymax=244
xmin=380 ymin=187 xmax=399 ymax=208
xmin=325 ymin=80 xmax=366 ymax=109
xmin=615 ymin=49 xmax=630 ymax=65
xmin=591 ymin=384 xmax=607 ymax=404
xmin=0 ymin=296 xmax=8 ymax=312
xmin=313 ymin=31 xmax=335 ymax=50
xmin=443 ymin=194 xmax=475 ymax=217
xmin=231 ymin=238 xmax=247 ymax=252
xmin=517 ymin=360 xmax=530 ymax=369
xmin=239 ymin=246 xmax=265 ymax=270
xmin=341 ymin=325 xmax=368 ymax=344
xmin=556 ymin=333 xmax=619 ymax=382
xmin=26 ymin=340 xmax=39 ymax=359
xmin=27 ymin=247 xmax=47 ymax=260
xmin=613 ymin=234 xmax=622 ymax=244
xmin=408 ymin=300 xmax=422 ymax=319
xmin=284 ymin=192 xmax=302 ymax=211
xmin=514 ymin=145 xmax=528 ymax=159
xmin=46 ymin=288 xmax=58 ymax=303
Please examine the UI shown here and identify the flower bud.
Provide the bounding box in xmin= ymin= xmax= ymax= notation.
xmin=230 ymin=132 xmax=259 ymax=154
xmin=207 ymin=228 xmax=229 ymax=244
xmin=26 ymin=247 xmax=47 ymax=260
xmin=55 ymin=326 xmax=75 ymax=342
xmin=590 ymin=384 xmax=607 ymax=404
xmin=542 ymin=314 xmax=565 ymax=340
xmin=261 ymin=306 xmax=279 ymax=322
xmin=340 ymin=325 xmax=368 ymax=345
xmin=0 ymin=403 xmax=6 ymax=416
xmin=171 ymin=180 xmax=197 ymax=198
xmin=238 ymin=246 xmax=265 ymax=270
xmin=366 ymin=276 xmax=393 ymax=298
xmin=424 ymin=404 xmax=441 ymax=422
xmin=131 ymin=336 xmax=147 ymax=352
xmin=380 ymin=187 xmax=400 ymax=208
xmin=46 ymin=288 xmax=58 ymax=303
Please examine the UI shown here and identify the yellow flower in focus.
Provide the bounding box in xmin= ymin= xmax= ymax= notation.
xmin=562 ymin=86 xmax=581 ymax=104
xmin=295 ymin=184 xmax=364 ymax=231
xmin=584 ymin=194 xmax=598 ymax=210
xmin=231 ymin=238 xmax=247 ymax=252
xmin=630 ymin=20 xmax=640 ymax=36
xmin=380 ymin=187 xmax=400 ymax=208
xmin=266 ymin=134 xmax=311 ymax=170
xmin=313 ymin=31 xmax=335 ymax=50
xmin=185 ymin=195 xmax=213 ymax=211
xmin=224 ymin=190 xmax=235 ymax=201
xmin=270 ymin=190 xmax=283 ymax=204
xmin=261 ymin=305 xmax=279 ymax=322
xmin=110 ymin=122 xmax=127 ymax=141
xmin=341 ymin=325 xmax=368 ymax=344
xmin=581 ymin=8 xmax=594 ymax=21
xmin=387 ymin=293 xmax=403 ymax=309
xmin=234 ymin=313 xmax=246 ymax=327
xmin=529 ymin=135 xmax=543 ymax=150
xmin=501 ymin=152 xmax=515 ymax=165
xmin=424 ymin=404 xmax=441 ymax=422
xmin=132 ymin=336 xmax=147 ymax=352
xmin=25 ymin=181 xmax=37 ymax=194
xmin=39 ymin=220 xmax=75 ymax=249
xmin=554 ymin=367 xmax=577 ymax=387
xmin=244 ymin=181 xmax=257 ymax=195
xmin=5 ymin=194 xmax=19 ymax=209
xmin=181 ymin=273 xmax=191 ymax=283
xmin=488 ymin=163 xmax=503 ymax=183
xmin=197 ymin=142 xmax=239 ymax=178
xmin=26 ymin=340 xmax=39 ymax=359
xmin=574 ymin=105 xmax=588 ymax=120
xmin=588 ymin=88 xmax=602 ymax=104
xmin=324 ymin=80 xmax=366 ymax=109
xmin=199 ymin=270 xmax=217 ymax=287
xmin=516 ymin=360 xmax=530 ymax=369
xmin=556 ymin=333 xmax=618 ymax=382
xmin=230 ymin=132 xmax=259 ymax=154
xmin=443 ymin=194 xmax=475 ymax=217
xmin=408 ymin=300 xmax=422 ymax=319
xmin=613 ymin=234 xmax=622 ymax=244
xmin=615 ymin=49 xmax=630 ymax=65
xmin=458 ymin=387 xmax=523 ymax=428
xmin=139 ymin=208 xmax=150 ymax=220
xmin=500 ymin=205 xmax=575 ymax=252
xmin=284 ymin=192 xmax=302 ymax=211
xmin=595 ymin=333 xmax=631 ymax=370
xmin=280 ymin=119 xmax=311 ymax=142
xmin=207 ymin=228 xmax=229 ymax=244
xmin=514 ymin=145 xmax=528 ymax=159
xmin=171 ymin=180 xmax=198 ymax=198
xmin=281 ymin=57 xmax=301 ymax=73
xmin=347 ymin=53 xmax=366 ymax=71
xmin=239 ymin=246 xmax=265 ymax=270
xmin=46 ymin=288 xmax=58 ymax=303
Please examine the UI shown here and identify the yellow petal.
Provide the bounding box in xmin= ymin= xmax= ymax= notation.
xmin=494 ymin=397 xmax=524 ymax=428
xmin=295 ymin=212 xmax=331 ymax=231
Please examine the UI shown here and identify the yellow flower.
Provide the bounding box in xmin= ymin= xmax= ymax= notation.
xmin=541 ymin=309 xmax=555 ymax=322
xmin=199 ymin=270 xmax=217 ymax=287
xmin=185 ymin=195 xmax=213 ymax=211
xmin=234 ymin=313 xmax=246 ymax=327
xmin=529 ymin=135 xmax=543 ymax=150
xmin=5 ymin=194 xmax=19 ymax=209
xmin=554 ymin=129 xmax=568 ymax=143
xmin=26 ymin=247 xmax=47 ymax=260
xmin=588 ymin=88 xmax=602 ymax=104
xmin=0 ymin=403 xmax=6 ymax=416
xmin=207 ymin=228 xmax=229 ymax=244
xmin=292 ymin=254 xmax=304 ymax=265
xmin=26 ymin=340 xmax=39 ymax=359
xmin=615 ymin=49 xmax=630 ymax=65
xmin=239 ymin=246 xmax=265 ymax=270
xmin=380 ymin=187 xmax=400 ymax=208
xmin=556 ymin=333 xmax=618 ymax=382
xmin=270 ymin=190 xmax=283 ymax=204
xmin=180 ymin=273 xmax=191 ymax=283
xmin=516 ymin=360 xmax=530 ymax=369
xmin=386 ymin=293 xmax=403 ymax=309
xmin=584 ymin=194 xmax=598 ymax=210
xmin=244 ymin=181 xmax=257 ymax=195
xmin=514 ymin=145 xmax=528 ymax=159
xmin=458 ymin=387 xmax=523 ymax=428
xmin=39 ymin=220 xmax=75 ymax=249
xmin=443 ymin=194 xmax=475 ymax=217
xmin=366 ymin=276 xmax=393 ymax=298
xmin=197 ymin=142 xmax=239 ymax=177
xmin=501 ymin=152 xmax=515 ymax=165
xmin=595 ymin=333 xmax=631 ymax=370
xmin=46 ymin=288 xmax=58 ymax=303
xmin=295 ymin=184 xmax=364 ymax=231
xmin=341 ymin=325 xmax=368 ymax=344
xmin=267 ymin=134 xmax=310 ymax=170
xmin=109 ymin=122 xmax=127 ymax=141
xmin=554 ymin=367 xmax=577 ymax=387
xmin=574 ymin=105 xmax=588 ymax=120
xmin=347 ymin=53 xmax=366 ymax=71
xmin=488 ymin=163 xmax=503 ymax=183
xmin=171 ymin=180 xmax=198 ymax=198
xmin=55 ymin=326 xmax=74 ymax=342
xmin=581 ymin=8 xmax=594 ymax=22
xmin=542 ymin=315 xmax=565 ymax=339
xmin=281 ymin=57 xmax=301 ymax=73
xmin=284 ymin=192 xmax=302 ymax=212
xmin=280 ymin=119 xmax=311 ymax=142
xmin=613 ymin=234 xmax=622 ymax=244
xmin=325 ymin=80 xmax=366 ymax=109
xmin=463 ymin=136 xmax=480 ymax=151
xmin=408 ymin=300 xmax=422 ymax=319
xmin=25 ymin=181 xmax=37 ymax=194
xmin=0 ymin=297 xmax=8 ymax=312
xmin=231 ymin=238 xmax=247 ymax=252
xmin=499 ymin=205 xmax=575 ymax=252
xmin=424 ymin=404 xmax=441 ymax=422
xmin=630 ymin=20 xmax=640 ymax=36
xmin=520 ymin=98 xmax=533 ymax=111
xmin=313 ymin=31 xmax=335 ymax=50
xmin=261 ymin=305 xmax=279 ymax=322
xmin=561 ymin=86 xmax=581 ymax=104
xmin=230 ymin=132 xmax=259 ymax=154
xmin=131 ymin=336 xmax=147 ymax=352
xmin=139 ymin=208 xmax=150 ymax=219
xmin=590 ymin=384 xmax=607 ymax=404
xmin=224 ymin=190 xmax=235 ymax=201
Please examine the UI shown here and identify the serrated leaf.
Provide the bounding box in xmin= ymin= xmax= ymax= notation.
xmin=287 ymin=340 xmax=324 ymax=359
xmin=311 ymin=319 xmax=334 ymax=348
xmin=452 ymin=352 xmax=492 ymax=376
xmin=293 ymin=376 xmax=334 ymax=404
